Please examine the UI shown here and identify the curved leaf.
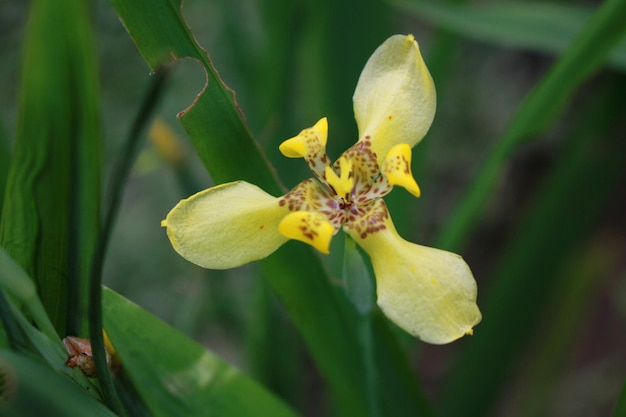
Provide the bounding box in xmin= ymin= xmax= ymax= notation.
xmin=102 ymin=287 xmax=299 ymax=417
xmin=0 ymin=0 xmax=101 ymax=335
xmin=0 ymin=350 xmax=116 ymax=417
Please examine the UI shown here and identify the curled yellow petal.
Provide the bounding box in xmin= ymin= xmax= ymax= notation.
xmin=278 ymin=211 xmax=334 ymax=254
xmin=162 ymin=181 xmax=289 ymax=269
xmin=348 ymin=212 xmax=481 ymax=344
xmin=279 ymin=117 xmax=328 ymax=159
xmin=382 ymin=143 xmax=421 ymax=197
xmin=353 ymin=34 xmax=436 ymax=163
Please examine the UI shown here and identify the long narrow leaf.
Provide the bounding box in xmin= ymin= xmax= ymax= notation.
xmin=102 ymin=287 xmax=300 ymax=417
xmin=89 ymin=69 xmax=171 ymax=416
xmin=614 ymin=381 xmax=626 ymax=417
xmin=441 ymin=77 xmax=626 ymax=417
xmin=392 ymin=0 xmax=626 ymax=71
xmin=0 ymin=248 xmax=57 ymax=342
xmin=433 ymin=0 xmax=626 ymax=251
xmin=0 ymin=248 xmax=101 ymax=398
xmin=0 ymin=0 xmax=101 ymax=335
xmin=0 ymin=126 xmax=9 ymax=212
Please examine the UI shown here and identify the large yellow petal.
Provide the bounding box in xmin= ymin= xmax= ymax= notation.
xmin=347 ymin=205 xmax=481 ymax=344
xmin=162 ymin=181 xmax=289 ymax=269
xmin=353 ymin=34 xmax=436 ymax=163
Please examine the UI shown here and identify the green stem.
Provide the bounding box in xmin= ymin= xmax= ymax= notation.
xmin=358 ymin=315 xmax=381 ymax=417
xmin=343 ymin=236 xmax=380 ymax=417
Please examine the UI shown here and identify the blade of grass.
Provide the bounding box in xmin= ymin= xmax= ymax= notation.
xmin=441 ymin=76 xmax=626 ymax=417
xmin=108 ymin=1 xmax=431 ymax=415
xmin=391 ymin=0 xmax=626 ymax=72
xmin=0 ymin=0 xmax=101 ymax=336
xmin=89 ymin=68 xmax=171 ymax=416
xmin=431 ymin=0 xmax=626 ymax=252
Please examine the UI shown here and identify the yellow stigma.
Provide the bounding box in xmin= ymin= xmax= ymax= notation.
xmin=279 ymin=117 xmax=328 ymax=158
xmin=325 ymin=156 xmax=354 ymax=201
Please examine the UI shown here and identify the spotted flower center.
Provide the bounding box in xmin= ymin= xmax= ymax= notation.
xmin=276 ymin=118 xmax=420 ymax=252
xmin=279 ymin=136 xmax=393 ymax=232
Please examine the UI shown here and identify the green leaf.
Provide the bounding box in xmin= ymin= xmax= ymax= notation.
xmin=87 ymin=68 xmax=172 ymax=415
xmin=614 ymin=380 xmax=626 ymax=417
xmin=107 ymin=1 xmax=430 ymax=415
xmin=0 ymin=247 xmax=57 ymax=343
xmin=510 ymin=239 xmax=622 ymax=416
xmin=441 ymin=76 xmax=626 ymax=417
xmin=102 ymin=287 xmax=299 ymax=417
xmin=0 ymin=350 xmax=117 ymax=417
xmin=0 ymin=0 xmax=101 ymax=335
xmin=107 ymin=0 xmax=278 ymax=193
xmin=0 ymin=248 xmax=100 ymax=398
xmin=432 ymin=0 xmax=626 ymax=251
xmin=0 ymin=126 xmax=9 ymax=212
xmin=392 ymin=0 xmax=626 ymax=71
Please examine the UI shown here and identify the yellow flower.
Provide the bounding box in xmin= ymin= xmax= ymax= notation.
xmin=162 ymin=34 xmax=481 ymax=344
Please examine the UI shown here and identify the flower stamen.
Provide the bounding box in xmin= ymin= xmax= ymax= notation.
xmin=324 ymin=156 xmax=354 ymax=204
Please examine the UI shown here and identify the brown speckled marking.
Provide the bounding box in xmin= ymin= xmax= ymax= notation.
xmin=276 ymin=122 xmax=414 ymax=240
xmin=344 ymin=199 xmax=390 ymax=239
xmin=383 ymin=151 xmax=411 ymax=177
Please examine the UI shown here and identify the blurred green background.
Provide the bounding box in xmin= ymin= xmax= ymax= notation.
xmin=1 ymin=0 xmax=625 ymax=416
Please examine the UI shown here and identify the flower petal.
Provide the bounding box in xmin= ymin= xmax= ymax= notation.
xmin=278 ymin=211 xmax=334 ymax=254
xmin=353 ymin=34 xmax=436 ymax=162
xmin=279 ymin=117 xmax=328 ymax=158
xmin=162 ymin=181 xmax=289 ymax=269
xmin=346 ymin=202 xmax=481 ymax=344
xmin=382 ymin=143 xmax=421 ymax=197
xmin=279 ymin=118 xmax=331 ymax=180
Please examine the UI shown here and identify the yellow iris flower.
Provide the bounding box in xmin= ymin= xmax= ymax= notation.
xmin=161 ymin=34 xmax=481 ymax=344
